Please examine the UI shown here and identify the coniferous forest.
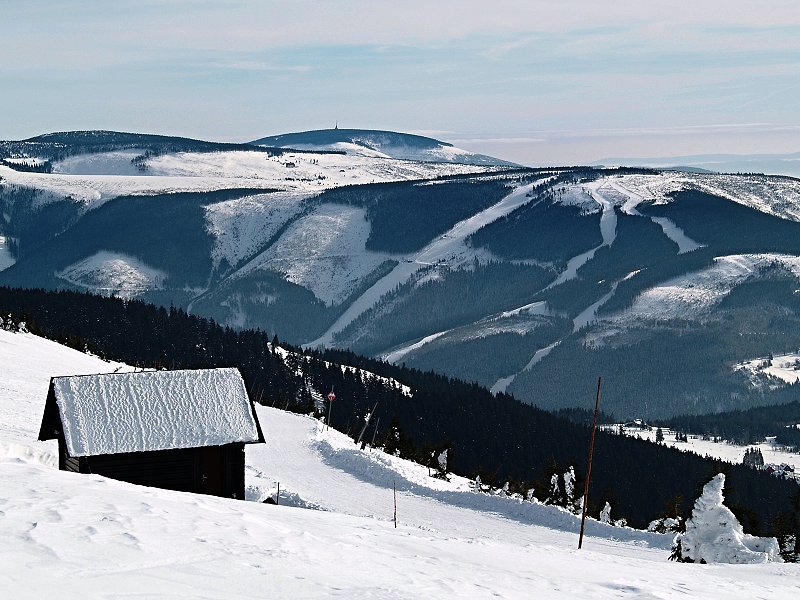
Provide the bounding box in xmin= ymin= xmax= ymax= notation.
xmin=2 ymin=285 xmax=798 ymax=537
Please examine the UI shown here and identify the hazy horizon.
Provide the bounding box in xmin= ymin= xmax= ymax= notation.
xmin=2 ymin=1 xmax=798 ymax=166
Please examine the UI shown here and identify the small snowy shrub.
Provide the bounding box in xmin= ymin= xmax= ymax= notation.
xmin=600 ymin=502 xmax=612 ymax=524
xmin=672 ymin=473 xmax=781 ymax=564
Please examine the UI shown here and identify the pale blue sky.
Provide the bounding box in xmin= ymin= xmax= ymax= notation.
xmin=2 ymin=1 xmax=798 ymax=165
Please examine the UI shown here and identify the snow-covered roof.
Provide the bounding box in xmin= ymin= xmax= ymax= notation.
xmin=42 ymin=368 xmax=262 ymax=457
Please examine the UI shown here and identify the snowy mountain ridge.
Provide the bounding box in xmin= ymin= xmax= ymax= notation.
xmin=3 ymin=131 xmax=800 ymax=418
xmin=251 ymin=127 xmax=518 ymax=166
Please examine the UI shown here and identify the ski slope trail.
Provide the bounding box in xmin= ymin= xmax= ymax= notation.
xmin=601 ymin=177 xmax=703 ymax=254
xmin=545 ymin=180 xmax=616 ymax=290
xmin=307 ymin=179 xmax=547 ymax=349
xmin=248 ymin=407 xmax=664 ymax=545
xmin=384 ymin=300 xmax=552 ymax=366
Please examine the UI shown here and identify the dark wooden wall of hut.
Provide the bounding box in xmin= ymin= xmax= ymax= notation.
xmin=57 ymin=440 xmax=247 ymax=499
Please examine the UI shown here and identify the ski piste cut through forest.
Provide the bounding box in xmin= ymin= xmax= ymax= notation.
xmin=2 ymin=285 xmax=798 ymax=538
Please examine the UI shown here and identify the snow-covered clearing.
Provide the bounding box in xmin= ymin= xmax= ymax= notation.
xmin=1 ymin=329 xmax=798 ymax=597
xmin=204 ymin=191 xmax=313 ymax=271
xmin=736 ymin=353 xmax=800 ymax=386
xmin=382 ymin=329 xmax=450 ymax=364
xmin=308 ymin=180 xmax=546 ymax=348
xmin=237 ymin=203 xmax=393 ymax=306
xmin=56 ymin=251 xmax=167 ymax=299
xmin=1 ymin=148 xmax=492 ymax=210
xmin=271 ymin=138 xmax=498 ymax=165
xmin=606 ymin=253 xmax=800 ymax=323
xmin=0 ymin=164 xmax=280 ymax=208
xmin=0 ymin=235 xmax=15 ymax=271
xmin=611 ymin=423 xmax=800 ymax=474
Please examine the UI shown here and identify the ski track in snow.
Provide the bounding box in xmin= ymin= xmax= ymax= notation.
xmin=307 ymin=180 xmax=547 ymax=349
xmin=2 ymin=329 xmax=798 ymax=598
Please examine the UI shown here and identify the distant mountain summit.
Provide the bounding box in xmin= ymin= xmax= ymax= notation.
xmin=250 ymin=128 xmax=518 ymax=166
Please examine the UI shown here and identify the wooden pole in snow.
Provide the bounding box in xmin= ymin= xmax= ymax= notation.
xmin=276 ymin=482 xmax=280 ymax=506
xmin=393 ymin=480 xmax=397 ymax=528
xmin=578 ymin=376 xmax=602 ymax=550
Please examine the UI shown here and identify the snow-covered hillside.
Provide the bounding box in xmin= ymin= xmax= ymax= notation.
xmin=609 ymin=172 xmax=800 ymax=224
xmin=56 ymin=251 xmax=167 ymax=299
xmin=605 ymin=254 xmax=800 ymax=324
xmin=237 ymin=203 xmax=392 ymax=306
xmin=3 ymin=329 xmax=797 ymax=597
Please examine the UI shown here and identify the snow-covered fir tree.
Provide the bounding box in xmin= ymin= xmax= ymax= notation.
xmin=600 ymin=502 xmax=612 ymax=524
xmin=673 ymin=473 xmax=781 ymax=564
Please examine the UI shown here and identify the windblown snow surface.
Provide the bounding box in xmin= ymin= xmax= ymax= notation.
xmin=2 ymin=329 xmax=798 ymax=597
xmin=51 ymin=368 xmax=259 ymax=457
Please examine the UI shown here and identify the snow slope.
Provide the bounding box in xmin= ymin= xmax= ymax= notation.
xmin=2 ymin=329 xmax=799 ymax=598
xmin=238 ymin=203 xmax=392 ymax=306
xmin=204 ymin=191 xmax=312 ymax=271
xmin=56 ymin=251 xmax=167 ymax=299
xmin=607 ymin=254 xmax=800 ymax=323
xmin=51 ymin=149 xmax=144 ymax=176
xmin=251 ymin=128 xmax=516 ymax=166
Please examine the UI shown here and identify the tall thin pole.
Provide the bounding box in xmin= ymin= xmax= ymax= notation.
xmin=326 ymin=388 xmax=335 ymax=432
xmin=578 ymin=376 xmax=602 ymax=550
xmin=393 ymin=479 xmax=397 ymax=528
xmin=371 ymin=416 xmax=381 ymax=447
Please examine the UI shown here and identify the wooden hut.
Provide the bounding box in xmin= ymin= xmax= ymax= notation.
xmin=38 ymin=368 xmax=264 ymax=499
